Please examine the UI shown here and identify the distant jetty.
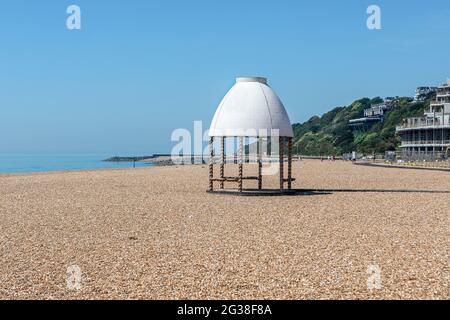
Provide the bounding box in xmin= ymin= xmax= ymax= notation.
xmin=103 ymin=156 xmax=153 ymax=162
xmin=102 ymin=154 xmax=214 ymax=166
xmin=103 ymin=156 xmax=154 ymax=162
xmin=103 ymin=154 xmax=174 ymax=166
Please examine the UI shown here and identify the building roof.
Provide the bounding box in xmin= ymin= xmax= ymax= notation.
xmin=209 ymin=77 xmax=293 ymax=137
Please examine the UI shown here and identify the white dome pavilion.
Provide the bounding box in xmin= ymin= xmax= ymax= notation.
xmin=207 ymin=76 xmax=295 ymax=194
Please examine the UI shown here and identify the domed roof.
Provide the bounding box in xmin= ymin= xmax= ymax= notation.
xmin=209 ymin=77 xmax=294 ymax=137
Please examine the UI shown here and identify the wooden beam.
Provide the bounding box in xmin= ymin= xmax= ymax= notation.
xmin=279 ymin=136 xmax=284 ymax=190
xmin=238 ymin=137 xmax=243 ymax=192
xmin=211 ymin=178 xmax=239 ymax=182
xmin=288 ymin=137 xmax=293 ymax=190
xmin=209 ymin=137 xmax=214 ymax=191
xmin=258 ymin=136 xmax=262 ymax=189
xmin=220 ymin=137 xmax=225 ymax=189
xmin=212 ymin=176 xmax=259 ymax=182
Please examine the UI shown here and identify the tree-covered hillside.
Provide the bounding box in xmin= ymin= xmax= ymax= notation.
xmin=292 ymin=95 xmax=433 ymax=156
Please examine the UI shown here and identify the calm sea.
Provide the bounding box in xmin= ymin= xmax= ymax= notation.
xmin=0 ymin=154 xmax=155 ymax=174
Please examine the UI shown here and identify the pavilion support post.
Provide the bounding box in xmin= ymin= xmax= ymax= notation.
xmin=257 ymin=136 xmax=262 ymax=190
xmin=209 ymin=137 xmax=214 ymax=191
xmin=220 ymin=137 xmax=225 ymax=189
xmin=238 ymin=137 xmax=243 ymax=192
xmin=287 ymin=137 xmax=293 ymax=190
xmin=279 ymin=136 xmax=284 ymax=190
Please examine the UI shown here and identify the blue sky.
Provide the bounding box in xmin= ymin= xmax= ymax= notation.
xmin=1 ymin=0 xmax=449 ymax=154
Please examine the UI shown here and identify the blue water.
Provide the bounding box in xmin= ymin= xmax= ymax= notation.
xmin=0 ymin=154 xmax=155 ymax=173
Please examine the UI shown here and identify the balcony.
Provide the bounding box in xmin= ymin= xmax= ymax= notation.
xmin=396 ymin=118 xmax=450 ymax=131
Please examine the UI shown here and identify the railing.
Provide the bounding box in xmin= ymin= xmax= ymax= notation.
xmin=401 ymin=140 xmax=450 ymax=146
xmin=430 ymin=101 xmax=446 ymax=106
xmin=398 ymin=150 xmax=450 ymax=165
xmin=345 ymin=151 xmax=450 ymax=167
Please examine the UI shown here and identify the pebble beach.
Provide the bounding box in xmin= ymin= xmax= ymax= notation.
xmin=0 ymin=160 xmax=448 ymax=299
